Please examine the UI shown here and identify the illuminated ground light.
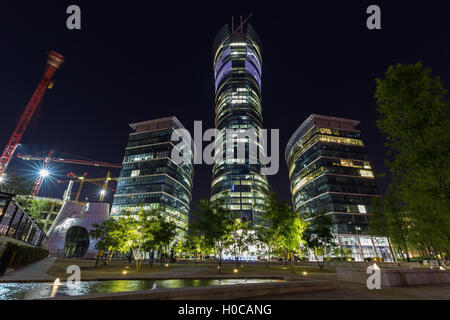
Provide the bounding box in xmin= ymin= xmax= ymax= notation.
xmin=165 ymin=263 xmax=169 ymax=267
xmin=302 ymin=271 xmax=307 ymax=276
xmin=122 ymin=270 xmax=127 ymax=275
xmin=233 ymin=269 xmax=239 ymax=273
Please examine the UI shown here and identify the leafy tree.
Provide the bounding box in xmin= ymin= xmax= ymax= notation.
xmin=183 ymin=229 xmax=210 ymax=265
xmin=303 ymin=214 xmax=335 ymax=270
xmin=257 ymin=191 xmax=306 ymax=273
xmin=194 ymin=197 xmax=233 ymax=273
xmin=90 ymin=208 xmax=178 ymax=272
xmin=228 ymin=218 xmax=255 ymax=269
xmin=276 ymin=202 xmax=307 ymax=273
xmin=370 ymin=188 xmax=413 ymax=261
xmin=256 ymin=192 xmax=280 ymax=268
xmin=375 ymin=62 xmax=450 ymax=263
xmin=150 ymin=214 xmax=177 ymax=264
xmin=90 ymin=218 xmax=122 ymax=266
xmin=15 ymin=195 xmax=51 ymax=229
xmin=113 ymin=211 xmax=148 ymax=271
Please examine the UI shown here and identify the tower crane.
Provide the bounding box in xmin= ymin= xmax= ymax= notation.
xmin=57 ymin=171 xmax=118 ymax=202
xmin=17 ymin=150 xmax=122 ymax=196
xmin=0 ymin=51 xmax=64 ymax=178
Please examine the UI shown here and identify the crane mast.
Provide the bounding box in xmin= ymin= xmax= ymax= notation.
xmin=0 ymin=51 xmax=64 ymax=177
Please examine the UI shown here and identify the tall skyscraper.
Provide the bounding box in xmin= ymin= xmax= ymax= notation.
xmin=210 ymin=21 xmax=269 ymax=224
xmin=285 ymin=114 xmax=394 ymax=262
xmin=111 ymin=117 xmax=194 ymax=236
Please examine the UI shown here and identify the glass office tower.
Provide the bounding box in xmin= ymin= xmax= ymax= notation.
xmin=285 ymin=114 xmax=394 ymax=262
xmin=111 ymin=117 xmax=194 ymax=236
xmin=210 ymin=22 xmax=269 ymax=224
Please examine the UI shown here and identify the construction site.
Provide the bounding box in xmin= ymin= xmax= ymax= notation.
xmin=0 ymin=52 xmax=121 ymax=205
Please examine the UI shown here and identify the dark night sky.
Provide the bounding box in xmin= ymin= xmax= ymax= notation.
xmin=1 ymin=1 xmax=450 ymax=216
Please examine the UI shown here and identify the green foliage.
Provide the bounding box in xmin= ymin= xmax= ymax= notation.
xmin=182 ymin=228 xmax=212 ymax=263
xmin=0 ymin=243 xmax=49 ymax=275
xmin=257 ymin=191 xmax=306 ymax=272
xmin=370 ymin=188 xmax=413 ymax=261
xmin=375 ymin=62 xmax=450 ymax=261
xmin=15 ymin=195 xmax=52 ymax=229
xmin=90 ymin=207 xmax=178 ymax=271
xmin=193 ymin=196 xmax=234 ymax=272
xmin=227 ymin=218 xmax=255 ymax=267
xmin=303 ymin=214 xmax=335 ymax=270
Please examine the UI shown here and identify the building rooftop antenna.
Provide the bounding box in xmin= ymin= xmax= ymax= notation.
xmin=234 ymin=13 xmax=253 ymax=33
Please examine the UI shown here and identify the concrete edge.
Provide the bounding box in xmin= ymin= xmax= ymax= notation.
xmin=44 ymin=279 xmax=335 ymax=300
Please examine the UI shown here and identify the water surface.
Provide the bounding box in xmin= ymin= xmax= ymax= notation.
xmin=0 ymin=278 xmax=284 ymax=300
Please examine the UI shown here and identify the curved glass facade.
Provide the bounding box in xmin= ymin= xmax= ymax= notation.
xmin=211 ymin=23 xmax=269 ymax=224
xmin=111 ymin=117 xmax=194 ymax=235
xmin=285 ymin=114 xmax=394 ymax=262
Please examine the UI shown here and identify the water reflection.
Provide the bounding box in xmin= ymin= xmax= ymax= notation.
xmin=0 ymin=278 xmax=283 ymax=300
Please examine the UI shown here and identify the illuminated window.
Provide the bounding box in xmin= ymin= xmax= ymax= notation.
xmin=131 ymin=170 xmax=140 ymax=177
xmin=359 ymin=170 xmax=374 ymax=177
xmin=358 ymin=205 xmax=367 ymax=213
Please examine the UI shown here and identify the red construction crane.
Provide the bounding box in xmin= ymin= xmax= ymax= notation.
xmin=0 ymin=51 xmax=65 ymax=177
xmin=17 ymin=150 xmax=122 ymax=196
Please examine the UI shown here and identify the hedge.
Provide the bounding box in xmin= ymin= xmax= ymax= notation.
xmin=0 ymin=242 xmax=49 ymax=275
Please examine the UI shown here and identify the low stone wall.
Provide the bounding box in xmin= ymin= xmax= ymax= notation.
xmin=47 ymin=279 xmax=334 ymax=300
xmin=337 ymin=267 xmax=450 ymax=287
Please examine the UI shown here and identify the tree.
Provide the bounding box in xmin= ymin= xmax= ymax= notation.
xmin=375 ymin=62 xmax=450 ymax=263
xmin=228 ymin=218 xmax=254 ymax=269
xmin=183 ymin=229 xmax=211 ymax=265
xmin=90 ymin=218 xmax=122 ymax=266
xmin=92 ymin=208 xmax=178 ymax=272
xmin=257 ymin=191 xmax=306 ymax=273
xmin=194 ymin=197 xmax=233 ymax=273
xmin=276 ymin=201 xmax=307 ymax=273
xmin=303 ymin=214 xmax=335 ymax=270
xmin=114 ymin=211 xmax=148 ymax=271
xmin=370 ymin=188 xmax=413 ymax=261
xmin=150 ymin=214 xmax=177 ymax=264
xmin=15 ymin=195 xmax=51 ymax=229
xmin=256 ymin=192 xmax=280 ymax=268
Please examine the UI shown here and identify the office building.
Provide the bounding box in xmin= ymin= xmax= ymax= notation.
xmin=210 ymin=21 xmax=269 ymax=224
xmin=285 ymin=114 xmax=394 ymax=261
xmin=111 ymin=117 xmax=194 ymax=236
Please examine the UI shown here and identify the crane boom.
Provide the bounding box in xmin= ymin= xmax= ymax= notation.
xmin=17 ymin=152 xmax=122 ymax=168
xmin=0 ymin=51 xmax=64 ymax=176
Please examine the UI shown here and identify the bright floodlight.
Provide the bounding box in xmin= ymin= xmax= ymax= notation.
xmin=39 ymin=169 xmax=50 ymax=177
xmin=0 ymin=176 xmax=4 ymax=183
xmin=100 ymin=190 xmax=106 ymax=195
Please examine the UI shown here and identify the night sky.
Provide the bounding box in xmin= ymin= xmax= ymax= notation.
xmin=1 ymin=1 xmax=450 ymax=217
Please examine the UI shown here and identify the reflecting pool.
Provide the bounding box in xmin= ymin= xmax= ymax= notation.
xmin=0 ymin=278 xmax=284 ymax=300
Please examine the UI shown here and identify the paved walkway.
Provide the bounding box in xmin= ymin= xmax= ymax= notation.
xmin=0 ymin=258 xmax=57 ymax=282
xmin=250 ymin=273 xmax=450 ymax=300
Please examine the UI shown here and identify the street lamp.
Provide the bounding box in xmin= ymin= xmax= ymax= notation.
xmin=39 ymin=169 xmax=50 ymax=177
